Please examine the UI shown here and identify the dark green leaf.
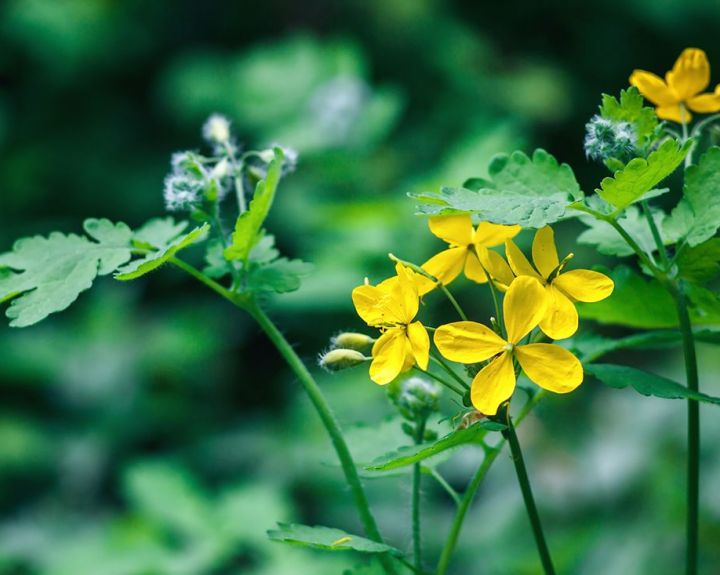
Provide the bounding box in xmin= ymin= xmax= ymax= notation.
xmin=0 ymin=219 xmax=133 ymax=327
xmin=599 ymin=87 xmax=659 ymax=147
xmin=676 ymin=238 xmax=720 ymax=284
xmin=413 ymin=149 xmax=582 ymax=227
xmin=247 ymin=257 xmax=313 ymax=293
xmin=585 ymin=363 xmax=720 ymax=405
xmin=577 ymin=205 xmax=667 ymax=257
xmin=365 ymin=421 xmax=505 ymax=472
xmin=267 ymin=523 xmax=402 ymax=555
xmin=597 ymin=139 xmax=690 ymax=209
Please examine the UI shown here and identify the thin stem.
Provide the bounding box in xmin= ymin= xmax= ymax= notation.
xmin=681 ymin=111 xmax=692 ymax=169
xmin=484 ymin=273 xmax=504 ymax=338
xmin=412 ymin=419 xmax=428 ymax=573
xmin=169 ymin=256 xmax=239 ymax=303
xmin=673 ymin=283 xmax=700 ymax=575
xmin=430 ymin=352 xmax=470 ymax=391
xmin=435 ymin=391 xmax=544 ymax=575
xmin=503 ymin=407 xmax=556 ymax=575
xmin=640 ymin=200 xmax=670 ymax=270
xmin=427 ymin=467 xmax=461 ymax=506
xmin=605 ymin=217 xmax=663 ymax=280
xmin=414 ymin=365 xmax=465 ymax=396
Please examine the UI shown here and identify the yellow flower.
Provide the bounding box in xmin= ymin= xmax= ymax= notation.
xmin=434 ymin=276 xmax=583 ymax=415
xmin=504 ymin=226 xmax=614 ymax=340
xmin=421 ymin=215 xmax=519 ymax=287
xmin=630 ymin=48 xmax=720 ymax=123
xmin=352 ymin=263 xmax=430 ymax=385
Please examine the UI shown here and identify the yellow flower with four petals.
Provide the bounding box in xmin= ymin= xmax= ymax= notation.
xmin=504 ymin=226 xmax=614 ymax=340
xmin=434 ymin=276 xmax=583 ymax=415
xmin=630 ymin=47 xmax=720 ymax=123
xmin=422 ymin=215 xmax=519 ymax=287
xmin=352 ymin=263 xmax=430 ymax=385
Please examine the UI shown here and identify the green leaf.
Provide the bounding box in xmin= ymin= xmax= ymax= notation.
xmin=413 ymin=149 xmax=583 ymax=227
xmin=247 ymin=257 xmax=313 ymax=293
xmin=597 ymin=139 xmax=690 ymax=209
xmin=267 ymin=523 xmax=402 ymax=556
xmin=132 ymin=217 xmax=189 ymax=249
xmin=599 ymin=86 xmax=659 ymax=147
xmin=115 ymin=224 xmax=209 ymax=280
xmin=585 ymin=363 xmax=720 ymax=405
xmin=676 ymin=238 xmax=720 ymax=284
xmin=224 ymin=147 xmax=285 ymax=261
xmin=365 ymin=421 xmax=505 ymax=472
xmin=0 ymin=219 xmax=133 ymax=327
xmin=577 ymin=205 xmax=666 ymax=257
xmin=664 ymin=146 xmax=720 ymax=247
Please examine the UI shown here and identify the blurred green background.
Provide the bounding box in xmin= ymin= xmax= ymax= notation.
xmin=2 ymin=1 xmax=720 ymax=573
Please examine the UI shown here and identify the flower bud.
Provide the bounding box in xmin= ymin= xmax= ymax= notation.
xmin=202 ymin=114 xmax=232 ymax=145
xmin=318 ymin=348 xmax=368 ymax=372
xmin=163 ymin=173 xmax=204 ymax=212
xmin=584 ymin=115 xmax=637 ymax=163
xmin=331 ymin=332 xmax=375 ymax=351
xmin=390 ymin=376 xmax=441 ymax=421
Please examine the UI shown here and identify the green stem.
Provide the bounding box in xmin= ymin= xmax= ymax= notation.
xmin=681 ymin=111 xmax=692 ymax=169
xmin=415 ymin=365 xmax=465 ymax=396
xmin=485 ymin=273 xmax=505 ymax=338
xmin=503 ymin=407 xmax=556 ymax=575
xmin=170 ymin=258 xmax=397 ymax=575
xmin=673 ymin=284 xmax=700 ymax=575
xmin=435 ymin=392 xmax=544 ymax=575
xmin=412 ymin=419 xmax=428 ymax=573
xmin=430 ymin=351 xmax=470 ymax=391
xmin=605 ymin=216 xmax=663 ymax=279
xmin=428 ymin=467 xmax=461 ymax=506
xmin=640 ymin=200 xmax=670 ymax=270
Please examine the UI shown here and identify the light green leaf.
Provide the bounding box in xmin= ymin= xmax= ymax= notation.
xmin=247 ymin=257 xmax=313 ymax=293
xmin=676 ymin=238 xmax=720 ymax=284
xmin=413 ymin=149 xmax=583 ymax=227
xmin=599 ymin=86 xmax=658 ymax=147
xmin=0 ymin=219 xmax=133 ymax=327
xmin=132 ymin=217 xmax=189 ymax=249
xmin=597 ymin=139 xmax=690 ymax=209
xmin=267 ymin=523 xmax=402 ymax=555
xmin=577 ymin=205 xmax=666 ymax=257
xmin=585 ymin=363 xmax=720 ymax=405
xmin=365 ymin=421 xmax=505 ymax=472
xmin=115 ymin=224 xmax=209 ymax=280
xmin=224 ymin=147 xmax=285 ymax=261
xmin=664 ymin=146 xmax=720 ymax=247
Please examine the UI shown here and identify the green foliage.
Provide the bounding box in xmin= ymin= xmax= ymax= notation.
xmin=115 ymin=223 xmax=209 ymax=280
xmin=267 ymin=523 xmax=402 ymax=555
xmin=365 ymin=421 xmax=505 ymax=472
xmin=599 ymin=86 xmax=658 ymax=148
xmin=131 ymin=217 xmax=191 ymax=249
xmin=225 ymin=148 xmax=284 ymax=262
xmin=676 ymin=238 xmax=720 ymax=284
xmin=247 ymin=257 xmax=313 ymax=293
xmin=596 ymin=139 xmax=691 ymax=209
xmin=0 ymin=219 xmax=133 ymax=327
xmin=585 ymin=364 xmax=720 ymax=405
xmin=577 ymin=205 xmax=666 ymax=257
xmin=413 ymin=149 xmax=583 ymax=227
xmin=664 ymin=146 xmax=720 ymax=247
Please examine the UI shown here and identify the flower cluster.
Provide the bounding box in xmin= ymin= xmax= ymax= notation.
xmin=348 ymin=217 xmax=614 ymax=416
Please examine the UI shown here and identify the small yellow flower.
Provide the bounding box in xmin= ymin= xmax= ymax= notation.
xmin=434 ymin=276 xmax=583 ymax=415
xmin=630 ymin=48 xmax=720 ymax=123
xmin=505 ymin=226 xmax=614 ymax=340
xmin=352 ymin=263 xmax=430 ymax=385
xmin=421 ymin=215 xmax=519 ymax=287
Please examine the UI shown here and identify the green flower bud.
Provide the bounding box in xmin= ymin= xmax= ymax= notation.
xmin=318 ymin=348 xmax=368 ymax=372
xmin=390 ymin=376 xmax=441 ymax=421
xmin=331 ymin=332 xmax=375 ymax=351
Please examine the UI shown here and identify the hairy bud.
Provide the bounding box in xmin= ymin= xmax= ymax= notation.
xmin=318 ymin=348 xmax=368 ymax=372
xmin=390 ymin=376 xmax=441 ymax=421
xmin=584 ymin=115 xmax=637 ymax=163
xmin=331 ymin=332 xmax=375 ymax=351
xmin=202 ymin=114 xmax=232 ymax=146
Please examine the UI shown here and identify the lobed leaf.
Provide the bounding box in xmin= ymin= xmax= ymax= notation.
xmin=577 ymin=205 xmax=667 ymax=258
xmin=412 ymin=149 xmax=583 ymax=227
xmin=267 ymin=523 xmax=402 ymax=555
xmin=132 ymin=217 xmax=189 ymax=249
xmin=0 ymin=219 xmax=133 ymax=327
xmin=585 ymin=363 xmax=720 ymax=405
xmin=599 ymin=86 xmax=659 ymax=147
xmin=224 ymin=147 xmax=285 ymax=261
xmin=247 ymin=257 xmax=313 ymax=293
xmin=596 ymin=139 xmax=690 ymax=209
xmin=664 ymin=146 xmax=720 ymax=247
xmin=365 ymin=420 xmax=505 ymax=472
xmin=676 ymin=238 xmax=720 ymax=284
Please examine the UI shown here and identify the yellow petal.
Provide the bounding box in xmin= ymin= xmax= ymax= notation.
xmin=407 ymin=321 xmax=430 ymax=370
xmin=687 ymin=93 xmax=720 ymax=113
xmin=531 ymin=226 xmax=560 ymax=279
xmin=428 ymin=215 xmax=473 ymax=246
xmin=434 ymin=321 xmax=507 ymax=363
xmin=380 ymin=268 xmax=436 ymax=297
xmin=463 ymin=250 xmax=489 ymax=283
xmin=629 ymin=70 xmax=677 ymax=106
xmin=554 ymin=269 xmax=614 ymax=302
xmin=539 ymin=285 xmax=578 ymax=340
xmin=666 ymin=48 xmax=709 ymax=100
xmin=352 ymin=284 xmax=390 ymax=326
xmin=470 ymin=352 xmax=516 ymax=416
xmin=503 ymin=275 xmax=548 ymax=344
xmin=514 ymin=343 xmax=583 ymax=393
xmin=422 ymin=248 xmax=467 ymax=286
xmin=504 ymin=239 xmax=542 ymax=280
xmin=473 ymin=222 xmax=521 ymax=247
xmin=480 ymin=249 xmax=515 ymax=289
xmin=656 ymin=104 xmax=691 ymax=123
xmin=393 ymin=263 xmax=420 ymax=323
xmin=369 ymin=328 xmax=408 ymax=385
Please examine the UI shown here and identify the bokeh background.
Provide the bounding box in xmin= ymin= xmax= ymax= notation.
xmin=1 ymin=1 xmax=720 ymax=573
